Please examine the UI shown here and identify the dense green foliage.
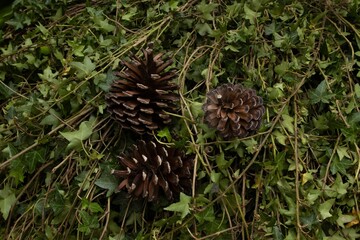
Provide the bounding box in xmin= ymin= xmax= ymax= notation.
xmin=1 ymin=0 xmax=360 ymax=239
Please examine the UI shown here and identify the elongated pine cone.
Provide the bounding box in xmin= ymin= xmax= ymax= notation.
xmin=106 ymin=43 xmax=179 ymax=134
xmin=203 ymin=83 xmax=265 ymax=139
xmin=112 ymin=140 xmax=193 ymax=202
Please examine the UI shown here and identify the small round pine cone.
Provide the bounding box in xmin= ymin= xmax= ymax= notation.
xmin=112 ymin=140 xmax=193 ymax=202
xmin=203 ymin=83 xmax=265 ymax=139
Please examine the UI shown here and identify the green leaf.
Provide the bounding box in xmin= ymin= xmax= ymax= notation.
xmin=37 ymin=23 xmax=48 ymax=36
xmin=195 ymin=22 xmax=213 ymax=36
xmin=224 ymin=44 xmax=240 ymax=53
xmin=279 ymin=195 xmax=296 ymax=217
xmin=244 ymin=4 xmax=261 ymax=24
xmin=94 ymin=172 xmax=118 ymax=197
xmin=38 ymin=66 xmax=59 ymax=83
xmin=272 ymin=130 xmax=286 ymax=145
xmin=9 ymin=157 xmax=25 ymax=185
xmin=210 ymin=171 xmax=221 ymax=184
xmin=157 ymin=127 xmax=172 ymax=142
xmin=330 ymin=174 xmax=348 ymax=198
xmin=78 ymin=210 xmax=100 ymax=235
xmin=189 ymin=101 xmax=203 ymax=119
xmin=24 ymin=149 xmax=45 ymax=173
xmin=274 ymin=61 xmax=290 ymax=76
xmin=330 ymin=157 xmax=353 ymax=175
xmin=49 ymin=188 xmax=66 ymax=216
xmin=0 ymin=185 xmax=17 ymax=220
xmin=82 ymin=198 xmax=104 ymax=213
xmin=354 ymin=83 xmax=360 ymax=98
xmin=197 ymin=1 xmax=218 ymax=21
xmin=121 ymin=7 xmax=137 ymax=21
xmin=300 ymin=212 xmax=318 ymax=230
xmin=319 ymin=198 xmax=335 ymax=220
xmin=97 ymin=19 xmax=115 ymax=32
xmin=273 ymin=225 xmax=284 ymax=240
xmin=336 ymin=146 xmax=350 ymax=161
xmin=88 ymin=202 xmax=104 ymax=213
xmin=60 ymin=120 xmax=94 ymax=150
xmin=40 ymin=109 xmax=61 ymax=128
xmin=348 ymin=112 xmax=360 ymax=125
xmin=281 ymin=114 xmax=294 ymax=134
xmin=216 ymin=151 xmax=231 ymax=169
xmin=308 ymin=80 xmax=335 ymax=104
xmin=164 ymin=193 xmax=191 ymax=219
xmin=70 ymin=56 xmax=96 ymax=78
xmin=194 ymin=205 xmax=215 ymax=224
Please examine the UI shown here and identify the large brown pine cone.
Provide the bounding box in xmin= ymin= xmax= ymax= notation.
xmin=106 ymin=43 xmax=179 ymax=134
xmin=111 ymin=140 xmax=193 ymax=202
xmin=203 ymin=83 xmax=265 ymax=139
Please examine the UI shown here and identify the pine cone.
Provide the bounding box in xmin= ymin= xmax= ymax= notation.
xmin=203 ymin=83 xmax=265 ymax=139
xmin=112 ymin=140 xmax=193 ymax=202
xmin=106 ymin=43 xmax=179 ymax=134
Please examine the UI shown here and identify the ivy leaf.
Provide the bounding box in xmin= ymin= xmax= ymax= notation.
xmin=330 ymin=157 xmax=353 ymax=175
xmin=331 ymin=174 xmax=348 ymax=198
xmin=194 ymin=205 xmax=215 ymax=224
xmin=9 ymin=157 xmax=25 ymax=185
xmin=81 ymin=198 xmax=104 ymax=213
xmin=336 ymin=146 xmax=350 ymax=161
xmin=121 ymin=7 xmax=137 ymax=21
xmin=70 ymin=56 xmax=96 ymax=78
xmin=88 ymin=202 xmax=104 ymax=213
xmin=0 ymin=185 xmax=17 ymax=220
xmin=244 ymin=4 xmax=261 ymax=25
xmin=308 ymin=80 xmax=335 ymax=104
xmin=157 ymin=127 xmax=172 ymax=142
xmin=97 ymin=19 xmax=115 ymax=32
xmin=281 ymin=114 xmax=294 ymax=134
xmin=164 ymin=193 xmax=191 ymax=219
xmin=319 ymin=198 xmax=335 ymax=220
xmin=40 ymin=108 xmax=61 ymax=128
xmin=348 ymin=112 xmax=360 ymax=125
xmin=272 ymin=130 xmax=286 ymax=145
xmin=216 ymin=151 xmax=230 ymax=169
xmin=300 ymin=212 xmax=318 ymax=230
xmin=336 ymin=213 xmax=357 ymax=228
xmin=94 ymin=172 xmax=118 ymax=197
xmin=38 ymin=66 xmax=59 ymax=83
xmin=24 ymin=149 xmax=45 ymax=173
xmin=354 ymin=83 xmax=360 ymax=98
xmin=60 ymin=120 xmax=94 ymax=150
xmin=273 ymin=225 xmax=284 ymax=240
xmin=98 ymin=69 xmax=117 ymax=92
xmin=78 ymin=210 xmax=100 ymax=235
xmin=195 ymin=22 xmax=213 ymax=36
xmin=197 ymin=1 xmax=218 ymax=21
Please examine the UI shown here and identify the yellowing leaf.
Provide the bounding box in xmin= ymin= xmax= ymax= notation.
xmin=301 ymin=172 xmax=313 ymax=185
xmin=345 ymin=210 xmax=360 ymax=228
